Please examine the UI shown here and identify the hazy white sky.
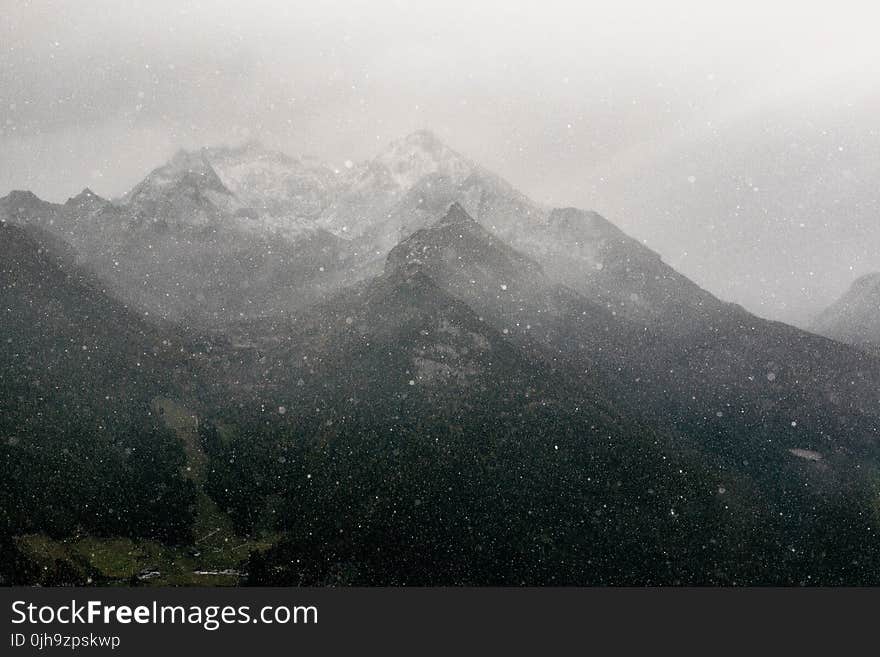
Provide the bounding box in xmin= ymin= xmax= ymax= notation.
xmin=2 ymin=0 xmax=879 ymax=323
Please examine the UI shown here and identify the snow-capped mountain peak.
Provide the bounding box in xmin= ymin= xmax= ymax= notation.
xmin=205 ymin=142 xmax=342 ymax=220
xmin=372 ymin=129 xmax=474 ymax=189
xmin=119 ymin=148 xmax=237 ymax=227
xmin=124 ymin=148 xmax=231 ymax=202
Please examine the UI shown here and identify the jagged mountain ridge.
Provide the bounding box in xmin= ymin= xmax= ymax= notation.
xmin=206 ymin=141 xmax=347 ymax=223
xmin=0 ymin=129 xmax=733 ymax=334
xmin=123 ymin=149 xmax=236 ymax=224
xmin=0 ymin=180 xmax=351 ymax=327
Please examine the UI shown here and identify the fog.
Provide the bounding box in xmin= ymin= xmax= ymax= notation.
xmin=2 ymin=0 xmax=879 ymax=323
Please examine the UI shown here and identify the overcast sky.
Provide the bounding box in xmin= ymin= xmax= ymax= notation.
xmin=2 ymin=0 xmax=879 ymax=324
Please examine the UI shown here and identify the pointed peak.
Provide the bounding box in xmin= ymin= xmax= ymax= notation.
xmin=159 ymin=148 xmax=234 ymax=182
xmin=151 ymin=148 xmax=229 ymax=188
xmin=375 ymin=130 xmax=473 ymax=189
xmin=123 ymin=146 xmax=233 ymax=208
xmin=433 ymin=202 xmax=478 ymax=229
xmin=66 ymin=187 xmax=104 ymax=205
xmin=3 ymin=189 xmax=43 ymax=204
xmin=0 ymin=190 xmax=56 ymax=216
xmin=386 ymin=200 xmax=531 ymax=279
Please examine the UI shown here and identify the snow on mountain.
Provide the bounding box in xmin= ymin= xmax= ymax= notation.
xmin=205 ymin=141 xmax=346 ymax=223
xmin=317 ymin=130 xmax=547 ymax=265
xmin=372 ymin=129 xmax=474 ymax=189
xmin=0 ymin=129 xmax=740 ymax=331
xmin=315 ymin=129 xmax=476 ymax=241
xmin=122 ymin=149 xmax=239 ymax=228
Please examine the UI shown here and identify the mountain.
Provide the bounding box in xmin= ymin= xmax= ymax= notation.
xmin=206 ymin=141 xmax=346 ymax=225
xmin=4 ymin=140 xmax=880 ymax=583
xmin=0 ymin=132 xmax=504 ymax=326
xmin=0 ymin=164 xmax=353 ymax=328
xmin=372 ymin=129 xmax=474 ymax=189
xmin=0 ymin=221 xmax=187 ymax=407
xmin=65 ymin=187 xmax=108 ymax=213
xmin=122 ymin=149 xmax=238 ymax=229
xmin=384 ymin=204 xmax=880 ymax=466
xmin=0 ymin=130 xmax=734 ymax=333
xmin=811 ymin=273 xmax=880 ymax=354
xmin=315 ymin=131 xmax=729 ymax=337
xmin=319 ymin=130 xmax=545 ymax=256
xmin=385 ymin=203 xmax=642 ymax=376
xmin=0 ymin=189 xmax=59 ymax=225
xmin=194 ymin=219 xmax=741 ymax=584
xmin=521 ymin=207 xmax=724 ymax=333
xmin=191 ymin=203 xmax=880 ymax=584
xmin=385 ymin=201 xmax=545 ymax=297
xmin=6 ymin=134 xmax=880 ymax=463
xmin=0 ymin=221 xmax=196 ymax=581
xmin=313 ymin=130 xmax=473 ymax=253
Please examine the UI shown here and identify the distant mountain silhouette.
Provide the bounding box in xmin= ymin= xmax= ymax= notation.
xmin=811 ymin=273 xmax=880 ymax=354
